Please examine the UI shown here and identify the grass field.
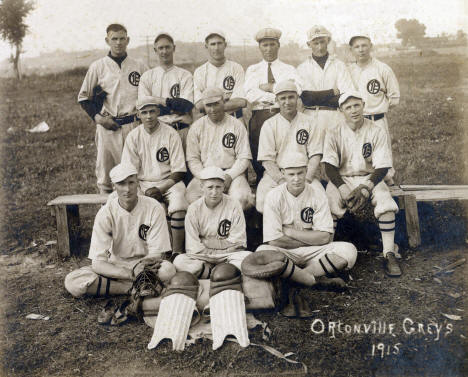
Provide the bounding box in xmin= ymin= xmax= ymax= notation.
xmin=0 ymin=53 xmax=467 ymax=376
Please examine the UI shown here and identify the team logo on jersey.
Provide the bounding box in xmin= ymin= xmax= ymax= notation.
xmin=367 ymin=79 xmax=380 ymax=94
xmin=217 ymin=219 xmax=231 ymax=237
xmin=156 ymin=147 xmax=170 ymax=162
xmin=362 ymin=143 xmax=372 ymax=158
xmin=296 ymin=129 xmax=309 ymax=145
xmin=222 ymin=133 xmax=236 ymax=148
xmin=170 ymin=83 xmax=180 ymax=98
xmin=223 ymin=76 xmax=235 ymax=91
xmin=139 ymin=224 xmax=150 ymax=240
xmin=128 ymin=71 xmax=141 ymax=86
xmin=300 ymin=207 xmax=314 ymax=223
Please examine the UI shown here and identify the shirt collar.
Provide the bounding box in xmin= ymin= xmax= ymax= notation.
xmin=107 ymin=51 xmax=128 ymax=67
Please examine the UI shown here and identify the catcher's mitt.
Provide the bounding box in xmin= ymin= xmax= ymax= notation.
xmin=346 ymin=184 xmax=371 ymax=214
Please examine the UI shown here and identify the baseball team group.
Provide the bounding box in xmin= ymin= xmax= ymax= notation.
xmin=63 ymin=22 xmax=402 ymax=347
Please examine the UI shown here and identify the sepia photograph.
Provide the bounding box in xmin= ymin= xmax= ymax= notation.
xmin=0 ymin=0 xmax=466 ymax=376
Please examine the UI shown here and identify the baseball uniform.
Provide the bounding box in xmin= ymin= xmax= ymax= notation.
xmin=256 ymin=112 xmax=324 ymax=212
xmin=64 ymin=194 xmax=172 ymax=297
xmin=173 ymin=194 xmax=251 ymax=276
xmin=78 ymin=54 xmax=148 ymax=193
xmin=349 ymin=57 xmax=400 ymax=179
xmin=322 ymin=117 xmax=399 ymax=219
xmin=121 ymin=122 xmax=188 ymax=214
xmin=257 ymin=182 xmax=357 ymax=271
xmin=138 ymin=65 xmax=194 ymax=147
xmin=185 ymin=114 xmax=253 ymax=210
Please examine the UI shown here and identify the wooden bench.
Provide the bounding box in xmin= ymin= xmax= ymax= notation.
xmin=390 ymin=185 xmax=468 ymax=249
xmin=48 ymin=186 xmax=468 ymax=257
xmin=48 ymin=194 xmax=108 ymax=257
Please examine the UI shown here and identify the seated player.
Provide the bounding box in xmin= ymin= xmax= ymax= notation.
xmin=64 ymin=163 xmax=175 ymax=298
xmin=173 ymin=167 xmax=252 ymax=278
xmin=256 ymin=153 xmax=357 ymax=287
xmin=121 ymin=96 xmax=188 ymax=254
xmin=256 ymin=80 xmax=324 ymax=214
xmin=322 ymin=91 xmax=401 ymax=276
xmin=185 ymin=87 xmax=254 ymax=211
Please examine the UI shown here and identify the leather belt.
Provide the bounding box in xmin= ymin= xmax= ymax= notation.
xmin=304 ymin=106 xmax=337 ymax=111
xmin=113 ymin=114 xmax=136 ymax=126
xmin=364 ymin=113 xmax=385 ymax=121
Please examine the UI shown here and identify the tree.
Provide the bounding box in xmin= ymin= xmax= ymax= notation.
xmin=395 ymin=19 xmax=426 ymax=47
xmin=0 ymin=0 xmax=34 ymax=80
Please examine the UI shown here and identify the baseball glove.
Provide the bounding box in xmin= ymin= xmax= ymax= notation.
xmin=145 ymin=187 xmax=163 ymax=202
xmin=347 ymin=184 xmax=371 ymax=213
xmin=92 ymin=85 xmax=107 ymax=114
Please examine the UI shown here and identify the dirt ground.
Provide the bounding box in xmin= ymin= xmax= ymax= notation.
xmin=0 ymin=53 xmax=467 ymax=376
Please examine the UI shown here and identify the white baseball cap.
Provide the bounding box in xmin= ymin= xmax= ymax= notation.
xmin=273 ymin=80 xmax=298 ymax=95
xmin=205 ymin=30 xmax=226 ymax=42
xmin=279 ymin=152 xmax=309 ymax=169
xmin=202 ymin=87 xmax=224 ymax=105
xmin=349 ymin=34 xmax=371 ymax=46
xmin=307 ymin=25 xmax=331 ymax=42
xmin=109 ymin=163 xmax=138 ymax=183
xmin=136 ymin=96 xmax=159 ymax=110
xmin=199 ymin=166 xmax=226 ymax=181
xmin=338 ymin=91 xmax=363 ymax=107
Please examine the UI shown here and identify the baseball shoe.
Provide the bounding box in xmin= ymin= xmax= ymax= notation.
xmin=97 ymin=299 xmax=116 ymax=325
xmin=384 ymin=252 xmax=402 ymax=277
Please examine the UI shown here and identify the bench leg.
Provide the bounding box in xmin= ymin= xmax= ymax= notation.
xmin=403 ymin=194 xmax=421 ymax=249
xmin=53 ymin=205 xmax=80 ymax=258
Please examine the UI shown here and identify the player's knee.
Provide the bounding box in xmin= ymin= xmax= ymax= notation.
xmin=332 ymin=242 xmax=358 ymax=269
xmin=64 ymin=267 xmax=97 ymax=298
xmin=158 ymin=260 xmax=177 ymax=284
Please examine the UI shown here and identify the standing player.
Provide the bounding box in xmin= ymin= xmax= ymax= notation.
xmin=193 ymin=31 xmax=247 ymax=120
xmin=244 ymin=27 xmax=301 ymax=183
xmin=121 ymin=96 xmax=188 ymax=255
xmin=64 ymin=163 xmax=175 ymax=298
xmin=78 ymin=24 xmax=148 ymax=194
xmin=256 ymin=81 xmax=324 ymax=213
xmin=173 ymin=167 xmax=252 ymax=279
xmin=257 ymin=153 xmax=357 ymax=286
xmin=348 ymin=34 xmax=400 ymax=185
xmin=322 ymin=92 xmax=401 ymax=276
xmin=185 ymin=87 xmax=254 ymax=211
xmin=297 ymin=25 xmax=354 ymax=131
xmin=138 ymin=32 xmax=194 ymax=149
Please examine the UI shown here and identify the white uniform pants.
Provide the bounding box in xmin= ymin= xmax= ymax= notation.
xmin=139 ymin=180 xmax=188 ymax=215
xmin=173 ymin=250 xmax=252 ymax=275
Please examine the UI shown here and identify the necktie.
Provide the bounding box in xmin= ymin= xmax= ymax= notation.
xmin=267 ymin=63 xmax=275 ymax=84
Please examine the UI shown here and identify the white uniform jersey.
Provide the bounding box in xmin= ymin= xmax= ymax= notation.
xmin=78 ymin=55 xmax=148 ymax=117
xmin=349 ymin=58 xmax=400 ymax=115
xmin=185 ymin=194 xmax=247 ymax=254
xmin=193 ymin=60 xmax=245 ymax=104
xmin=244 ymin=59 xmax=302 ymax=110
xmin=263 ymin=182 xmax=334 ymax=243
xmin=138 ymin=65 xmax=194 ymax=103
xmin=89 ymin=195 xmax=171 ymax=263
xmin=321 ymin=118 xmax=392 ymax=176
xmin=297 ymin=55 xmax=354 ymax=98
xmin=186 ymin=114 xmax=251 ymax=170
xmin=257 ymin=112 xmax=324 ymax=166
xmin=121 ymin=123 xmax=186 ymax=185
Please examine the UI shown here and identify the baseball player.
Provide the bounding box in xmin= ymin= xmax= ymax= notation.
xmin=138 ymin=32 xmax=194 ymax=149
xmin=64 ymin=163 xmax=175 ymax=298
xmin=348 ymin=34 xmax=400 ymax=185
xmin=121 ymin=96 xmax=188 ymax=255
xmin=173 ymin=167 xmax=252 ymax=278
xmin=185 ymin=87 xmax=254 ymax=211
xmin=193 ymin=31 xmax=247 ymax=120
xmin=297 ymin=25 xmax=354 ymax=131
xmin=257 ymin=153 xmax=357 ymax=287
xmin=244 ymin=27 xmax=302 ymax=183
xmin=78 ymin=24 xmax=148 ymax=194
xmin=322 ymin=91 xmax=401 ymax=276
xmin=256 ymin=80 xmax=324 ymax=214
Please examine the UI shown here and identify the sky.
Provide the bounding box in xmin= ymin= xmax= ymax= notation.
xmin=0 ymin=0 xmax=466 ymax=60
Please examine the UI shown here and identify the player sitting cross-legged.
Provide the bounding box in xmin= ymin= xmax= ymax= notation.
xmin=121 ymin=96 xmax=188 ymax=255
xmin=64 ymin=164 xmax=176 ymax=301
xmin=173 ymin=166 xmax=252 ymax=279
xmin=322 ymin=91 xmax=401 ymax=276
